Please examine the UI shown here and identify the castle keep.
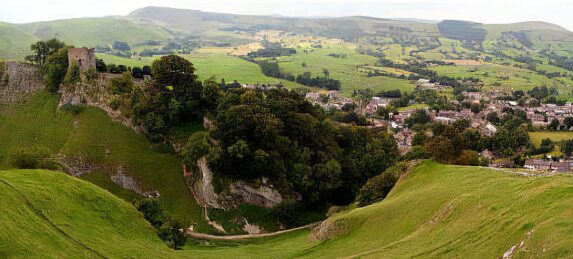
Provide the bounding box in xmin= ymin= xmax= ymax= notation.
xmin=68 ymin=47 xmax=96 ymax=72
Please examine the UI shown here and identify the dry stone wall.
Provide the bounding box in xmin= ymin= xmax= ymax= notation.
xmin=0 ymin=62 xmax=45 ymax=104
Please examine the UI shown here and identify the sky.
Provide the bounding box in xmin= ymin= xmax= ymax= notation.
xmin=2 ymin=0 xmax=573 ymax=31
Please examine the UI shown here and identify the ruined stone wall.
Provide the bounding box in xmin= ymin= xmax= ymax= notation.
xmin=67 ymin=48 xmax=96 ymax=73
xmin=0 ymin=62 xmax=45 ymax=104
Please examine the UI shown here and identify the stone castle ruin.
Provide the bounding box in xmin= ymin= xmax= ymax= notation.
xmin=68 ymin=47 xmax=96 ymax=72
xmin=0 ymin=62 xmax=45 ymax=104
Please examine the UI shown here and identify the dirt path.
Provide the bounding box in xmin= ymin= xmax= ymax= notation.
xmin=187 ymin=222 xmax=320 ymax=241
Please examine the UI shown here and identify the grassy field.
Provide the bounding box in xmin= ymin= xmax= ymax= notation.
xmin=0 ymin=92 xmax=207 ymax=229
xmin=529 ymin=131 xmax=573 ymax=147
xmin=0 ymin=169 xmax=173 ymax=258
xmin=96 ymin=53 xmax=154 ymax=67
xmin=185 ymin=161 xmax=573 ymax=258
xmin=97 ymin=49 xmax=304 ymax=89
xmin=182 ymin=48 xmax=303 ymax=88
xmin=271 ymin=40 xmax=416 ymax=96
xmin=529 ymin=131 xmax=573 ymax=156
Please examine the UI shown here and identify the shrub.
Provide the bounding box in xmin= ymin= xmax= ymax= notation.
xmin=109 ymin=72 xmax=134 ymax=94
xmin=356 ymin=162 xmax=409 ymax=207
xmin=63 ymin=62 xmax=81 ymax=85
xmin=83 ymin=67 xmax=98 ymax=83
xmin=134 ymin=199 xmax=187 ymax=249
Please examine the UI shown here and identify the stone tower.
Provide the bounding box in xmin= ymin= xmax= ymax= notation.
xmin=67 ymin=47 xmax=96 ymax=72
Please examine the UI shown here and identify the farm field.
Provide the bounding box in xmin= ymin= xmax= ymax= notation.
xmin=182 ymin=48 xmax=303 ymax=88
xmin=529 ymin=131 xmax=573 ymax=155
xmin=272 ymin=40 xmax=416 ymax=96
xmin=430 ymin=64 xmax=573 ymax=95
xmin=0 ymin=92 xmax=208 ymax=229
xmin=97 ymin=49 xmax=304 ymax=88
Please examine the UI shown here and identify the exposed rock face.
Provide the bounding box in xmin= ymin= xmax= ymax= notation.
xmin=193 ymin=157 xmax=283 ymax=209
xmin=0 ymin=62 xmax=45 ymax=104
xmin=111 ymin=167 xmax=142 ymax=194
xmin=230 ymin=180 xmax=283 ymax=208
xmin=59 ymin=73 xmax=145 ymax=133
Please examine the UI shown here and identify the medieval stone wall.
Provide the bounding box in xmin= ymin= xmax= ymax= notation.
xmin=68 ymin=47 xmax=96 ymax=73
xmin=0 ymin=62 xmax=45 ymax=104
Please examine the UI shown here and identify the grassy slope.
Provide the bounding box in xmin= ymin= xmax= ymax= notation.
xmin=0 ymin=23 xmax=38 ymax=60
xmin=0 ymin=169 xmax=173 ymax=258
xmin=17 ymin=17 xmax=172 ymax=48
xmin=185 ymin=161 xmax=573 ymax=258
xmin=0 ymin=92 xmax=207 ymax=229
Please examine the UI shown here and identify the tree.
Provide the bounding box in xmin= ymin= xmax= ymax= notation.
xmin=7 ymin=146 xmax=57 ymax=170
xmin=548 ymin=118 xmax=560 ymax=131
xmin=43 ymin=47 xmax=70 ymax=92
xmin=563 ymin=117 xmax=573 ymax=130
xmin=131 ymin=66 xmax=143 ymax=78
xmin=405 ymin=109 xmax=430 ymax=128
xmin=424 ymin=136 xmax=457 ymax=163
xmin=96 ymin=59 xmax=107 ymax=72
xmin=151 ymin=55 xmax=202 ymax=115
xmin=26 ymin=38 xmax=65 ymax=66
xmin=561 ymin=140 xmax=573 ymax=157
xmin=110 ymin=72 xmax=134 ymax=94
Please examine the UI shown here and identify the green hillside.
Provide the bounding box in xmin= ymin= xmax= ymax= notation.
xmin=0 ymin=92 xmax=207 ymax=230
xmin=17 ymin=17 xmax=173 ymax=48
xmin=0 ymin=23 xmax=37 ymax=60
xmin=0 ymin=169 xmax=173 ymax=258
xmin=185 ymin=161 xmax=573 ymax=258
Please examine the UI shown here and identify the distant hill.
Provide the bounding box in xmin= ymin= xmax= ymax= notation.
xmin=1 ymin=6 xmax=572 ymax=61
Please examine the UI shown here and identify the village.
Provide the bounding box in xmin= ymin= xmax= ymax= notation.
xmin=305 ymin=79 xmax=573 ymax=173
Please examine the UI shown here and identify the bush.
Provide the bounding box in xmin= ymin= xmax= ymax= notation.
xmin=63 ymin=62 xmax=81 ymax=85
xmin=7 ymin=146 xmax=57 ymax=170
xmin=356 ymin=162 xmax=409 ymax=207
xmin=134 ymin=199 xmax=187 ymax=249
xmin=109 ymin=72 xmax=134 ymax=94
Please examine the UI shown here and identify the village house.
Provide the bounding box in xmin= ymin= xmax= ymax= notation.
xmin=524 ymin=159 xmax=573 ymax=173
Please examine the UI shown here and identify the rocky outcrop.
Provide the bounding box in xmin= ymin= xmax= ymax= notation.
xmin=192 ymin=156 xmax=283 ymax=210
xmin=0 ymin=62 xmax=45 ymax=104
xmin=59 ymin=73 xmax=145 ymax=134
xmin=111 ymin=167 xmax=142 ymax=194
xmin=230 ymin=180 xmax=283 ymax=208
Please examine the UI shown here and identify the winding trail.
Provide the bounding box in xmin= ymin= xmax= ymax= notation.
xmin=187 ymin=222 xmax=320 ymax=241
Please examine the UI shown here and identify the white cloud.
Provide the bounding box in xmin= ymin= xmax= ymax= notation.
xmin=1 ymin=0 xmax=572 ymax=30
